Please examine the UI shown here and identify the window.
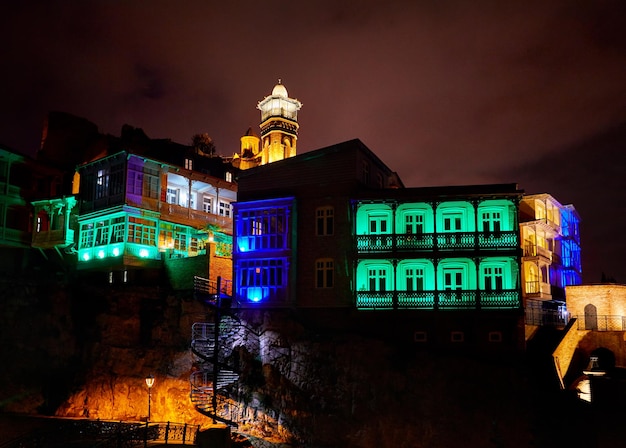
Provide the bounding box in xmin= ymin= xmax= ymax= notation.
xmin=315 ymin=259 xmax=334 ymax=288
xmin=111 ymin=216 xmax=126 ymax=243
xmin=167 ymin=188 xmax=179 ymax=205
xmin=405 ymin=214 xmax=424 ymax=235
xmin=405 ymin=267 xmax=424 ymax=291
xmin=95 ymin=220 xmax=110 ymax=246
xmin=488 ymin=331 xmax=503 ymax=343
xmin=316 ymin=206 xmax=334 ymax=236
xmin=174 ymin=226 xmax=187 ymax=251
xmin=184 ymin=158 xmax=193 ymax=170
xmin=143 ymin=167 xmax=159 ymax=199
xmin=414 ymin=331 xmax=427 ymax=342
xmin=376 ymin=173 xmax=383 ymax=188
xmin=79 ymin=223 xmax=95 ymax=248
xmin=443 ymin=214 xmax=462 ymax=231
xmin=368 ymin=268 xmax=388 ymax=291
xmin=203 ymin=196 xmax=212 ymax=213
xmin=443 ymin=269 xmax=464 ymax=290
xmin=362 ymin=161 xmax=370 ymax=184
xmin=239 ymin=207 xmax=288 ymax=250
xmin=368 ymin=215 xmax=389 ymax=234
xmin=481 ymin=211 xmax=502 ymax=232
xmin=96 ymin=169 xmax=109 ymax=199
xmin=225 ymin=171 xmax=233 ymax=183
xmin=127 ymin=216 xmax=156 ymax=246
xmin=127 ymin=166 xmax=143 ymax=195
xmin=451 ymin=331 xmax=464 ymax=342
xmin=110 ymin=163 xmax=124 ymax=196
xmin=219 ymin=201 xmax=231 ymax=217
xmin=238 ymin=259 xmax=286 ymax=302
xmin=483 ymin=266 xmax=504 ymax=291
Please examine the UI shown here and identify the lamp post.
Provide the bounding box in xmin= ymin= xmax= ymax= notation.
xmin=145 ymin=374 xmax=155 ymax=421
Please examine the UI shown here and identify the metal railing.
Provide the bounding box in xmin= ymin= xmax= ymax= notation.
xmin=356 ymin=231 xmax=518 ymax=252
xmin=356 ymin=289 xmax=521 ymax=310
xmin=574 ymin=315 xmax=626 ymax=331
xmin=0 ymin=419 xmax=199 ymax=448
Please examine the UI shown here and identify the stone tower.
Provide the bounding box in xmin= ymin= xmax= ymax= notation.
xmin=257 ymin=80 xmax=302 ymax=165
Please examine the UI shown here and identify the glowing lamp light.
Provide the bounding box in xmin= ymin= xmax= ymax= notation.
xmin=98 ymin=250 xmax=105 ymax=259
xmin=139 ymin=249 xmax=149 ymax=258
xmin=246 ymin=287 xmax=265 ymax=303
xmin=145 ymin=374 xmax=155 ymax=421
xmin=82 ymin=253 xmax=90 ymax=261
xmin=112 ymin=248 xmax=120 ymax=256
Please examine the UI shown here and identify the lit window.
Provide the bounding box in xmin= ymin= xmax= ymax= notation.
xmin=315 ymin=258 xmax=334 ymax=288
xmin=481 ymin=211 xmax=502 ymax=233
xmin=238 ymin=207 xmax=288 ymax=251
xmin=443 ymin=269 xmax=464 ymax=291
xmin=95 ymin=220 xmax=110 ymax=246
xmin=203 ymin=196 xmax=212 ymax=213
xmin=368 ymin=215 xmax=389 ymax=234
xmin=185 ymin=158 xmax=193 ymax=170
xmin=404 ymin=267 xmax=425 ymax=291
xmin=128 ymin=216 xmax=156 ymax=246
xmin=219 ymin=201 xmax=231 ymax=217
xmin=238 ymin=259 xmax=286 ymax=302
xmin=316 ymin=206 xmax=334 ymax=236
xmin=405 ymin=214 xmax=424 ymax=235
xmin=442 ymin=214 xmax=462 ymax=232
xmin=483 ymin=266 xmax=504 ymax=291
xmin=225 ymin=171 xmax=233 ymax=183
xmin=368 ymin=268 xmax=388 ymax=291
xmin=111 ymin=216 xmax=126 ymax=243
xmin=96 ymin=169 xmax=109 ymax=199
xmin=79 ymin=223 xmax=95 ymax=248
xmin=167 ymin=188 xmax=179 ymax=205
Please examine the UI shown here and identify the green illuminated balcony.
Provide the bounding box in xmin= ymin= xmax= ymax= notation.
xmin=356 ymin=289 xmax=521 ymax=310
xmin=356 ymin=231 xmax=518 ymax=252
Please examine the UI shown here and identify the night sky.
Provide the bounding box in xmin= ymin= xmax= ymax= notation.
xmin=1 ymin=1 xmax=625 ymax=283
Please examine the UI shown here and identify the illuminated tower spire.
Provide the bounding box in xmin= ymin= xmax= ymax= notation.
xmin=257 ymin=80 xmax=302 ymax=165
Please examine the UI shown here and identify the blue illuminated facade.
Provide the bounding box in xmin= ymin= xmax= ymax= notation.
xmin=233 ymin=197 xmax=294 ymax=305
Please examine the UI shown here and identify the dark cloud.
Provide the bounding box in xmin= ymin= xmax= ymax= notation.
xmin=1 ymin=0 xmax=625 ymax=281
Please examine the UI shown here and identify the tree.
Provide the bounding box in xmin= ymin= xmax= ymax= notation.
xmin=192 ymin=133 xmax=216 ymax=157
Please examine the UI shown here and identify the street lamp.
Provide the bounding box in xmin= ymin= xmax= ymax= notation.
xmin=145 ymin=374 xmax=155 ymax=421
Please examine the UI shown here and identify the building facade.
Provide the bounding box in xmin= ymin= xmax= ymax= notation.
xmin=520 ymin=194 xmax=582 ymax=324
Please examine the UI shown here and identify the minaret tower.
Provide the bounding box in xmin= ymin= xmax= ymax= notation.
xmin=257 ymin=80 xmax=302 ymax=165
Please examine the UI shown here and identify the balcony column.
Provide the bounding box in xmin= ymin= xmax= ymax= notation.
xmin=433 ymin=258 xmax=440 ymax=311
xmin=472 ymin=199 xmax=480 ymax=250
xmin=475 ymin=256 xmax=482 ymax=310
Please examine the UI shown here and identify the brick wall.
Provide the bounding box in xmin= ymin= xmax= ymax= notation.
xmin=566 ymin=284 xmax=626 ymax=317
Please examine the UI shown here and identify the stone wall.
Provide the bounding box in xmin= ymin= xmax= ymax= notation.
xmin=566 ymin=284 xmax=626 ymax=317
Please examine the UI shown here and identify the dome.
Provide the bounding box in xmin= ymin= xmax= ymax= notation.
xmin=272 ymin=82 xmax=288 ymax=98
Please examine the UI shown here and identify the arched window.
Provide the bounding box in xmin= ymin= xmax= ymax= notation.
xmin=524 ymin=262 xmax=540 ymax=293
